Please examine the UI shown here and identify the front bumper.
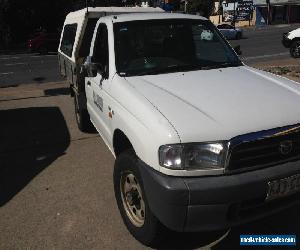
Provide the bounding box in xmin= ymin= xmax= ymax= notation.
xmin=139 ymin=160 xmax=300 ymax=232
xmin=282 ymin=33 xmax=292 ymax=48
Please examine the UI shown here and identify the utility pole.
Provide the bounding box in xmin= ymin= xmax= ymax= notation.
xmin=218 ymin=0 xmax=222 ymax=24
xmin=266 ymin=0 xmax=271 ymax=25
xmin=233 ymin=0 xmax=236 ymax=28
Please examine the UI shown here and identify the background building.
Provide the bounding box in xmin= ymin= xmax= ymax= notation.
xmin=254 ymin=0 xmax=300 ymax=25
xmin=210 ymin=0 xmax=300 ymax=27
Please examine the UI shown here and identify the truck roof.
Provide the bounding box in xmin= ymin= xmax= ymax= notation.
xmin=110 ymin=12 xmax=208 ymax=23
xmin=66 ymin=6 xmax=164 ymax=19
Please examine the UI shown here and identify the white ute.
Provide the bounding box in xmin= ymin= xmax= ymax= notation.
xmin=59 ymin=7 xmax=300 ymax=246
xmin=282 ymin=27 xmax=300 ymax=58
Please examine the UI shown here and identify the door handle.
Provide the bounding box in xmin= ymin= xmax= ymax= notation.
xmin=87 ymin=81 xmax=91 ymax=86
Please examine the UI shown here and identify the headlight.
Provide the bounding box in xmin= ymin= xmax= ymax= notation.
xmin=159 ymin=142 xmax=227 ymax=170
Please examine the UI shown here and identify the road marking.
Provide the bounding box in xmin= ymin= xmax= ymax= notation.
xmin=0 ymin=57 xmax=20 ymax=60
xmin=0 ymin=72 xmax=14 ymax=75
xmin=243 ymin=52 xmax=289 ymax=61
xmin=0 ymin=53 xmax=30 ymax=57
xmin=30 ymin=54 xmax=57 ymax=58
xmin=4 ymin=62 xmax=26 ymax=66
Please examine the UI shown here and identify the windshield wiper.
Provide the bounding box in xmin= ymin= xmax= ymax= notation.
xmin=120 ymin=62 xmax=241 ymax=76
xmin=201 ymin=61 xmax=242 ymax=70
xmin=135 ymin=64 xmax=201 ymax=76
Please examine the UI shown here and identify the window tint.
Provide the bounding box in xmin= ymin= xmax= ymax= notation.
xmin=60 ymin=24 xmax=77 ymax=57
xmin=79 ymin=18 xmax=98 ymax=58
xmin=192 ymin=24 xmax=231 ymax=62
xmin=114 ymin=19 xmax=241 ymax=76
xmin=93 ymin=24 xmax=109 ymax=75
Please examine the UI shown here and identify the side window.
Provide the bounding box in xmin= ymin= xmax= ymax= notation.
xmin=93 ymin=24 xmax=109 ymax=75
xmin=79 ymin=18 xmax=98 ymax=58
xmin=192 ymin=23 xmax=228 ymax=63
xmin=60 ymin=24 xmax=77 ymax=57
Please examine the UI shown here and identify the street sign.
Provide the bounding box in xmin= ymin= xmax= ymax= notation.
xmin=236 ymin=0 xmax=254 ymax=21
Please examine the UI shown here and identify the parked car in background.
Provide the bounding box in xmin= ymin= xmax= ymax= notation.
xmin=27 ymin=32 xmax=60 ymax=54
xmin=282 ymin=28 xmax=300 ymax=58
xmin=217 ymin=24 xmax=243 ymax=40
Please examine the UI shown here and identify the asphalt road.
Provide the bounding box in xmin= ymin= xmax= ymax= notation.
xmin=1 ymin=82 xmax=299 ymax=249
xmin=1 ymin=81 xmax=300 ymax=249
xmin=0 ymin=53 xmax=63 ymax=88
xmin=230 ymin=23 xmax=300 ymax=64
xmin=1 ymin=23 xmax=300 ymax=88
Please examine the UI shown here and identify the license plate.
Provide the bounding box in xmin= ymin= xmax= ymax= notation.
xmin=266 ymin=174 xmax=300 ymax=201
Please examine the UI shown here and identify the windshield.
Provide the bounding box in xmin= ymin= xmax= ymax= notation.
xmin=114 ymin=19 xmax=242 ymax=77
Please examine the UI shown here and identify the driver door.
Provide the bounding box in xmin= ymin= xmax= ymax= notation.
xmin=85 ymin=23 xmax=112 ymax=145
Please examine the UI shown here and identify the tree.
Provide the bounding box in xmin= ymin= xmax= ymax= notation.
xmin=187 ymin=0 xmax=215 ymax=18
xmin=0 ymin=0 xmax=123 ymax=48
xmin=0 ymin=0 xmax=10 ymax=49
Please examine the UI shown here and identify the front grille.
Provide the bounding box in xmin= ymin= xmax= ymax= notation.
xmin=227 ymin=125 xmax=300 ymax=172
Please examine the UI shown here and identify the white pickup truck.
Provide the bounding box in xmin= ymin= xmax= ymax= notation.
xmin=59 ymin=7 xmax=300 ymax=246
xmin=282 ymin=27 xmax=300 ymax=58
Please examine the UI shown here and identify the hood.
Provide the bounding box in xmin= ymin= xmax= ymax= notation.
xmin=290 ymin=28 xmax=300 ymax=36
xmin=126 ymin=66 xmax=300 ymax=143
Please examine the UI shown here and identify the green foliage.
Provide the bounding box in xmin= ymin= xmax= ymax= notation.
xmin=187 ymin=0 xmax=215 ymax=18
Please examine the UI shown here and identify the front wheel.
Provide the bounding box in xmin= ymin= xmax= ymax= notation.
xmin=290 ymin=40 xmax=300 ymax=58
xmin=113 ymin=150 xmax=164 ymax=247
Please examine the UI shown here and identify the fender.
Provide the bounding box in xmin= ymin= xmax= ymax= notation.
xmin=109 ymin=75 xmax=180 ymax=172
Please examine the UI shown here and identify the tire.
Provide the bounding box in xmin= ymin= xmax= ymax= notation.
xmin=113 ymin=150 xmax=164 ymax=247
xmin=290 ymin=40 xmax=300 ymax=58
xmin=236 ymin=32 xmax=242 ymax=40
xmin=74 ymin=94 xmax=92 ymax=132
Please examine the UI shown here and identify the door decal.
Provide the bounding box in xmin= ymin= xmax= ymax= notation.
xmin=93 ymin=91 xmax=103 ymax=112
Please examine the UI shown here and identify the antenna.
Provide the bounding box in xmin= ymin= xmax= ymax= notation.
xmin=86 ymin=0 xmax=89 ymax=13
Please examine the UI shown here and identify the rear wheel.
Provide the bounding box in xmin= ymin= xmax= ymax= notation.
xmin=74 ymin=94 xmax=92 ymax=132
xmin=114 ymin=150 xmax=164 ymax=247
xmin=290 ymin=40 xmax=300 ymax=58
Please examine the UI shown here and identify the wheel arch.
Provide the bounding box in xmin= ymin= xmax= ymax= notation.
xmin=292 ymin=37 xmax=300 ymax=42
xmin=113 ymin=129 xmax=135 ymax=157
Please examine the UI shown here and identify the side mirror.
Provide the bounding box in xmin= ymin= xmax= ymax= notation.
xmin=97 ymin=63 xmax=108 ymax=79
xmin=83 ymin=56 xmax=98 ymax=78
xmin=234 ymin=45 xmax=242 ymax=56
